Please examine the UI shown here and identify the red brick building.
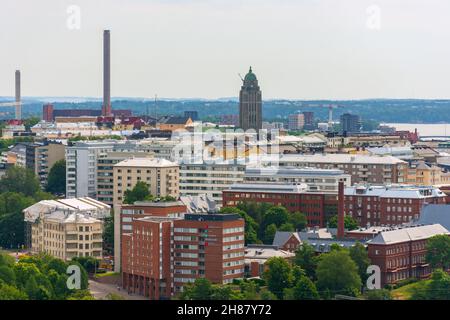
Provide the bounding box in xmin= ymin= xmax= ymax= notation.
xmin=367 ymin=224 xmax=449 ymax=286
xmin=223 ymin=183 xmax=338 ymax=227
xmin=121 ymin=213 xmax=245 ymax=299
xmin=344 ymin=185 xmax=446 ymax=227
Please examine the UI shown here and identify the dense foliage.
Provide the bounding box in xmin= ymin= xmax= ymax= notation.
xmin=46 ymin=160 xmax=66 ymax=195
xmin=0 ymin=167 xmax=54 ymax=249
xmin=327 ymin=215 xmax=359 ymax=231
xmin=220 ymin=203 xmax=307 ymax=244
xmin=0 ymin=253 xmax=93 ymax=300
xmin=123 ymin=181 xmax=176 ymax=205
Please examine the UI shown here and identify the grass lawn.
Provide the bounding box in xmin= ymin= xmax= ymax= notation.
xmin=391 ymin=280 xmax=431 ymax=300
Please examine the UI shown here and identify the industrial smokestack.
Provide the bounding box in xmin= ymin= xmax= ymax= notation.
xmin=337 ymin=180 xmax=345 ymax=239
xmin=102 ymin=30 xmax=111 ymax=117
xmin=15 ymin=70 xmax=21 ymax=120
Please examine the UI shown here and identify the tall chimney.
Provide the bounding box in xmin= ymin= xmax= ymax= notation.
xmin=337 ymin=180 xmax=345 ymax=239
xmin=15 ymin=70 xmax=21 ymax=120
xmin=102 ymin=30 xmax=111 ymax=117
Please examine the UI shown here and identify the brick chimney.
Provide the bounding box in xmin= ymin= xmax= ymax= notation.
xmin=337 ymin=180 xmax=345 ymax=239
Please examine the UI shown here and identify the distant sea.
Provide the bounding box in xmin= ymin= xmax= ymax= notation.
xmin=385 ymin=123 xmax=450 ymax=138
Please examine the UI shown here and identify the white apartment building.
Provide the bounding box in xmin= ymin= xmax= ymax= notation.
xmin=244 ymin=166 xmax=351 ymax=192
xmin=66 ymin=141 xmax=118 ymax=198
xmin=179 ymin=162 xmax=246 ymax=205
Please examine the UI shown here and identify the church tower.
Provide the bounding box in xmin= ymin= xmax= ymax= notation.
xmin=239 ymin=67 xmax=262 ymax=131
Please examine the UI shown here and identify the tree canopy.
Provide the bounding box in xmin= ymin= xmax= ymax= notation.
xmin=46 ymin=160 xmax=66 ymax=195
xmin=316 ymin=250 xmax=362 ymax=298
xmin=426 ymin=235 xmax=450 ymax=270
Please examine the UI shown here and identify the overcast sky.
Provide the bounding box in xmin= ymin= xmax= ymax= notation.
xmin=1 ymin=0 xmax=450 ymax=100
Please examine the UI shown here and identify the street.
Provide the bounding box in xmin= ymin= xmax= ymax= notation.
xmin=88 ymin=280 xmax=148 ymax=300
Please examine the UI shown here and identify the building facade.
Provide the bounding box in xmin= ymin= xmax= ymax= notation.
xmin=288 ymin=114 xmax=305 ymax=131
xmin=367 ymin=224 xmax=450 ymax=286
xmin=66 ymin=141 xmax=118 ymax=198
xmin=273 ymin=154 xmax=408 ymax=185
xmin=243 ymin=166 xmax=351 ymax=193
xmin=344 ymin=185 xmax=446 ymax=227
xmin=179 ymin=162 xmax=246 ymax=205
xmin=113 ymin=158 xmax=179 ymax=272
xmin=223 ymin=183 xmax=339 ymax=227
xmin=121 ymin=213 xmax=245 ymax=299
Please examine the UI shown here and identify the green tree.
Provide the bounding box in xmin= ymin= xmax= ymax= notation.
xmin=46 ymin=160 xmax=66 ymax=195
xmin=364 ymin=289 xmax=392 ymax=300
xmin=263 ymin=206 xmax=289 ymax=228
xmin=411 ymin=269 xmax=450 ymax=300
xmin=316 ymin=250 xmax=362 ymax=298
xmin=278 ymin=223 xmax=295 ymax=232
xmin=0 ymin=265 xmax=16 ymax=285
xmin=0 ymin=192 xmax=36 ymax=248
xmin=71 ymin=256 xmax=99 ymax=274
xmin=426 ymin=235 xmax=450 ymax=270
xmin=123 ymin=181 xmax=152 ymax=204
xmin=23 ymin=117 xmax=41 ymax=130
xmin=327 ymin=215 xmax=359 ymax=231
xmin=103 ymin=215 xmax=115 ymax=255
xmin=0 ymin=166 xmax=40 ymax=197
xmin=180 ymin=278 xmax=214 ymax=300
xmin=284 ymin=275 xmax=319 ymax=300
xmin=263 ymin=257 xmax=294 ymax=299
xmin=220 ymin=207 xmax=259 ymax=244
xmin=0 ymin=282 xmax=28 ymax=300
xmin=264 ymin=224 xmax=278 ymax=244
xmin=240 ymin=281 xmax=259 ymax=300
xmin=349 ymin=242 xmax=370 ymax=285
xmin=288 ymin=212 xmax=308 ymax=231
xmin=294 ymin=243 xmax=319 ymax=280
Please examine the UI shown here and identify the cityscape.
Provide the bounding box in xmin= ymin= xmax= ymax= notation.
xmin=1 ymin=0 xmax=450 ymax=310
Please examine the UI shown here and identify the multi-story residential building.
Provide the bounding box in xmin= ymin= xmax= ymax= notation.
xmin=23 ymin=197 xmax=110 ymax=260
xmin=243 ymin=166 xmax=351 ymax=193
xmin=272 ymin=154 xmax=408 ymax=184
xmin=302 ymin=112 xmax=315 ymax=130
xmin=121 ymin=213 xmax=245 ymax=299
xmin=34 ymin=141 xmax=66 ymax=188
xmin=288 ymin=113 xmax=305 ymax=131
xmin=113 ymin=158 xmax=179 ymax=272
xmin=6 ymin=141 xmax=65 ymax=188
xmin=406 ymin=161 xmax=450 ymax=186
xmin=340 ymin=113 xmax=362 ymax=133
xmin=344 ymin=185 xmax=446 ymax=227
xmin=367 ymin=224 xmax=450 ymax=286
xmin=97 ymin=152 xmax=154 ymax=205
xmin=66 ymin=141 xmax=118 ymax=198
xmin=223 ymin=183 xmax=339 ymax=227
xmin=179 ymin=162 xmax=245 ymax=205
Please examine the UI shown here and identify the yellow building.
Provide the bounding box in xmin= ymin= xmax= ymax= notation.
xmin=30 ymin=212 xmax=103 ymax=261
xmin=158 ymin=116 xmax=193 ymax=132
xmin=23 ymin=197 xmax=110 ymax=261
xmin=407 ymin=161 xmax=444 ymax=185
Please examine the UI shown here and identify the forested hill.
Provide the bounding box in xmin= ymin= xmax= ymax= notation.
xmin=1 ymin=98 xmax=450 ymax=123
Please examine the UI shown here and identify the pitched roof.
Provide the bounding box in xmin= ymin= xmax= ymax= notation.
xmin=368 ymin=224 xmax=449 ymax=245
xmin=159 ymin=116 xmax=191 ymax=125
xmin=415 ymin=204 xmax=450 ymax=231
xmin=272 ymin=232 xmax=300 ymax=247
